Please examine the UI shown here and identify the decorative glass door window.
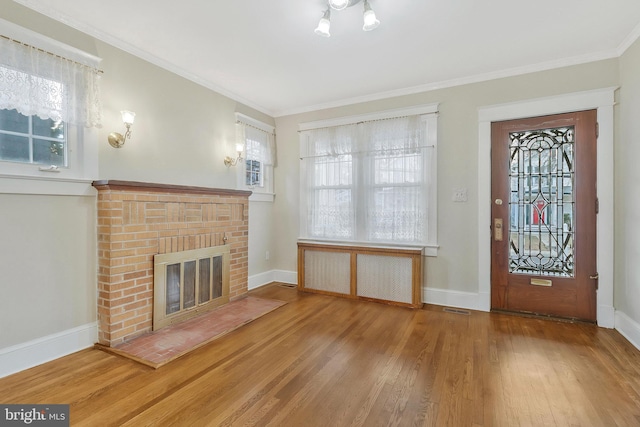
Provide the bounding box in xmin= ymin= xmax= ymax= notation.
xmin=508 ymin=126 xmax=575 ymax=277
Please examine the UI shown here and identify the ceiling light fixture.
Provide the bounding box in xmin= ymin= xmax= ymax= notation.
xmin=315 ymin=0 xmax=380 ymax=37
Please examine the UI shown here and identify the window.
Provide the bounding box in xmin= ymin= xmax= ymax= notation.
xmin=245 ymin=159 xmax=262 ymax=187
xmin=299 ymin=105 xmax=438 ymax=254
xmin=0 ymin=20 xmax=101 ymax=195
xmin=235 ymin=113 xmax=276 ymax=202
xmin=0 ymin=108 xmax=66 ymax=167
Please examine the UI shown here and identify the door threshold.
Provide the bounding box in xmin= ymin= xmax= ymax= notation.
xmin=491 ymin=309 xmax=596 ymax=325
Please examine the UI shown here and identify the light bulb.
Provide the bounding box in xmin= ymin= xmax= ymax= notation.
xmin=120 ymin=110 xmax=136 ymax=125
xmin=362 ymin=1 xmax=380 ymax=31
xmin=315 ymin=9 xmax=331 ymax=37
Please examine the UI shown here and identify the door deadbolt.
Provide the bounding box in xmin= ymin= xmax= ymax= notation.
xmin=494 ymin=218 xmax=503 ymax=241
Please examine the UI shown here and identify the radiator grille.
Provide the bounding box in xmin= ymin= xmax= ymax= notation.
xmin=357 ymin=254 xmax=412 ymax=304
xmin=298 ymin=242 xmax=423 ymax=308
xmin=304 ymin=250 xmax=351 ymax=294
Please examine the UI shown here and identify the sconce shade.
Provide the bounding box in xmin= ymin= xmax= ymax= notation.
xmin=121 ymin=110 xmax=136 ymax=125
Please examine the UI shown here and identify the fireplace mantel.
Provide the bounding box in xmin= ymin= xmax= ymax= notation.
xmin=92 ymin=180 xmax=252 ymax=197
xmin=93 ymin=180 xmax=250 ymax=346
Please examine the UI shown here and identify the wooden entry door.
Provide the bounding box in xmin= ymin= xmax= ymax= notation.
xmin=491 ymin=110 xmax=598 ymax=321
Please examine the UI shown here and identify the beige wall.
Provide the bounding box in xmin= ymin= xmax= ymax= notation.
xmin=617 ymin=38 xmax=640 ymax=325
xmin=0 ymin=194 xmax=96 ymax=347
xmin=0 ymin=1 xmax=276 ymax=350
xmin=274 ymin=60 xmax=619 ymax=296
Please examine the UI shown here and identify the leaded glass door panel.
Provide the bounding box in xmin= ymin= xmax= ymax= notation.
xmin=491 ymin=111 xmax=597 ymax=321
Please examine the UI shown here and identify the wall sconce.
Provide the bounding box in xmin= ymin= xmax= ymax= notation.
xmin=224 ymin=143 xmax=244 ymax=167
xmin=108 ymin=110 xmax=136 ymax=148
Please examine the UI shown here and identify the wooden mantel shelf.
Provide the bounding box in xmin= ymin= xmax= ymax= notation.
xmin=92 ymin=180 xmax=252 ymax=197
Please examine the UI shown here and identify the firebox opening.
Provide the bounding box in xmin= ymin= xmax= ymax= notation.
xmin=153 ymin=245 xmax=231 ymax=330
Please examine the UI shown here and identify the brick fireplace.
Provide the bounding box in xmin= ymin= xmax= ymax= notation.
xmin=92 ymin=180 xmax=251 ymax=347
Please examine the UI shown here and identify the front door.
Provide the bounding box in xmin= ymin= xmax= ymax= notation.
xmin=491 ymin=110 xmax=598 ymax=321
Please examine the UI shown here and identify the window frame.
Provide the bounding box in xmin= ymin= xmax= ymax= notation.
xmin=234 ymin=113 xmax=275 ymax=202
xmin=0 ymin=18 xmax=100 ymax=196
xmin=299 ymin=104 xmax=439 ymax=256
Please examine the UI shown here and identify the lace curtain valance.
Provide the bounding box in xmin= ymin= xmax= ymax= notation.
xmin=236 ymin=119 xmax=276 ymax=166
xmin=0 ymin=35 xmax=102 ymax=128
xmin=300 ymin=115 xmax=425 ymax=159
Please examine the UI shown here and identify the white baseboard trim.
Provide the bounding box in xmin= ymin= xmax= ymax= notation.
xmin=615 ymin=311 xmax=640 ymax=351
xmin=248 ymin=270 xmax=297 ymax=290
xmin=423 ymin=287 xmax=489 ymax=312
xmin=598 ymin=304 xmax=616 ymax=329
xmin=0 ymin=322 xmax=97 ymax=379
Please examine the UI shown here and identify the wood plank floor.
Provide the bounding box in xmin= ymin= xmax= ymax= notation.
xmin=1 ymin=283 xmax=640 ymax=426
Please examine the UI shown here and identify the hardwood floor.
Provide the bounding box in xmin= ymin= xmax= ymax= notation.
xmin=1 ymin=283 xmax=640 ymax=426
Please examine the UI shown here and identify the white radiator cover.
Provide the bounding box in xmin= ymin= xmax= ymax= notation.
xmin=298 ymin=241 xmax=424 ymax=308
xmin=356 ymin=254 xmax=413 ymax=304
xmin=304 ymin=250 xmax=351 ymax=294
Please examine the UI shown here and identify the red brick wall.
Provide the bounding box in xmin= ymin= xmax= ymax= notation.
xmin=93 ymin=181 xmax=250 ymax=346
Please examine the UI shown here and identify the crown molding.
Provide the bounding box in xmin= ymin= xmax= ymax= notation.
xmin=274 ymin=49 xmax=619 ymax=117
xmin=11 ymin=0 xmax=276 ymax=117
xmin=617 ymin=20 xmax=640 ymax=56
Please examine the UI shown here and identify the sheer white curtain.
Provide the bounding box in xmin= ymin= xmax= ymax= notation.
xmin=300 ymin=124 xmax=359 ymax=239
xmin=0 ymin=36 xmax=102 ymax=127
xmin=361 ymin=116 xmax=428 ymax=243
xmin=237 ymin=122 xmax=276 ymax=165
xmin=300 ymin=115 xmax=430 ymax=244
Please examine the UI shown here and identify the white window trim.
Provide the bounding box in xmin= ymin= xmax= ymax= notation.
xmin=234 ymin=113 xmax=275 ymax=202
xmin=0 ymin=18 xmax=100 ymax=196
xmin=298 ymin=103 xmax=439 ymax=256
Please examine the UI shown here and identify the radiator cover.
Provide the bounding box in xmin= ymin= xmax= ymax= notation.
xmin=297 ymin=241 xmax=424 ymax=308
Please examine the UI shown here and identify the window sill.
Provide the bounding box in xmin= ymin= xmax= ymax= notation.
xmin=297 ymin=238 xmax=439 ymax=257
xmin=0 ymin=174 xmax=96 ymax=196
xmin=249 ymin=192 xmax=275 ymax=202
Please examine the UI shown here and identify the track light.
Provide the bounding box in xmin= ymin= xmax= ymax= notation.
xmin=315 ymin=9 xmax=331 ymax=37
xmin=315 ymin=0 xmax=380 ymax=37
xmin=362 ymin=0 xmax=380 ymax=31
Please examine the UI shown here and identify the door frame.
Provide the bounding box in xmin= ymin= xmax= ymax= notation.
xmin=477 ymin=87 xmax=616 ymax=327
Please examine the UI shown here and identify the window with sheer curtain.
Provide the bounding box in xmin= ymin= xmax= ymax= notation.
xmin=0 ymin=21 xmax=101 ymax=189
xmin=299 ymin=107 xmax=438 ymax=250
xmin=235 ymin=113 xmax=276 ymax=201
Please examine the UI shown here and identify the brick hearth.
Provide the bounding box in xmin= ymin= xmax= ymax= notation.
xmin=92 ymin=180 xmax=251 ymax=347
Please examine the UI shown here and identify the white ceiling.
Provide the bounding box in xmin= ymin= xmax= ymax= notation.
xmin=13 ymin=0 xmax=640 ymax=116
